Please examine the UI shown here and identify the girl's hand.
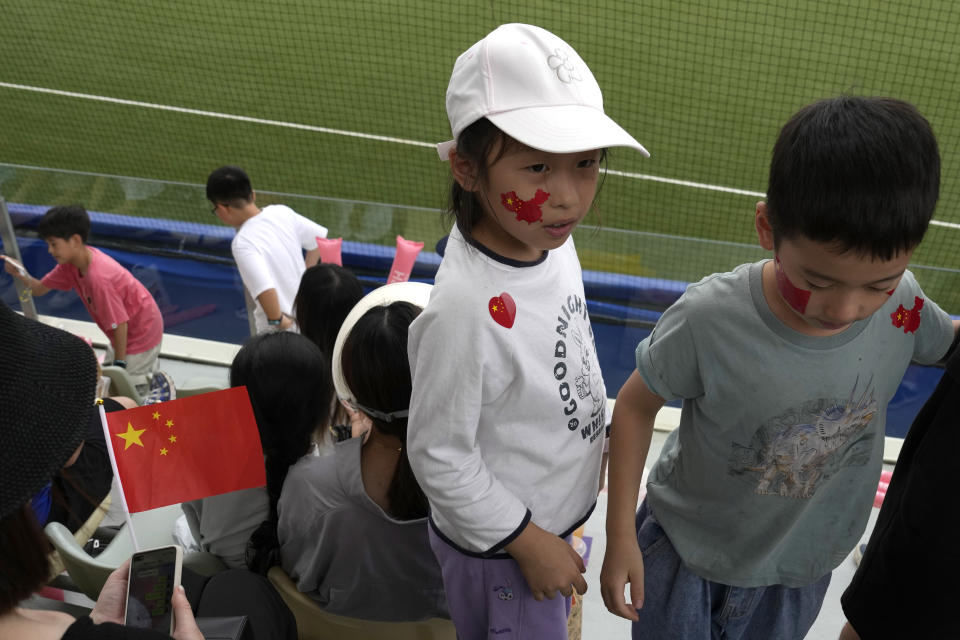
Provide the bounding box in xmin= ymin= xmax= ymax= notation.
xmin=505 ymin=522 xmax=587 ymax=600
xmin=172 ymin=585 xmax=205 ymax=640
xmin=90 ymin=560 xmax=131 ymax=625
xmin=340 ymin=399 xmax=373 ymax=442
xmin=91 ymin=562 xmax=204 ymax=639
xmin=599 ymin=533 xmax=644 ymax=621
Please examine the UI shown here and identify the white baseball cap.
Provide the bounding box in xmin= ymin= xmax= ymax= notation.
xmin=437 ymin=23 xmax=649 ymax=160
xmin=331 ymin=281 xmax=433 ymax=407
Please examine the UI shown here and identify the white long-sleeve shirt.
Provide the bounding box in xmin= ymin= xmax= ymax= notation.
xmin=407 ymin=226 xmax=605 ymax=555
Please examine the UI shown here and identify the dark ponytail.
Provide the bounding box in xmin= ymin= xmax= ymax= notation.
xmin=341 ymin=301 xmax=428 ymax=520
xmin=229 ymin=332 xmax=332 ymax=572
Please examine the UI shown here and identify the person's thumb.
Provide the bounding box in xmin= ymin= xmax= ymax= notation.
xmin=171 ymin=586 xmax=205 ymax=640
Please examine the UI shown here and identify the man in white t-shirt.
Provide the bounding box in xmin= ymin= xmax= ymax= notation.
xmin=207 ymin=166 xmax=328 ymax=333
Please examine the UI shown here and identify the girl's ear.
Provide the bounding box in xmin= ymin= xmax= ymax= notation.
xmin=450 ymin=149 xmax=480 ymax=191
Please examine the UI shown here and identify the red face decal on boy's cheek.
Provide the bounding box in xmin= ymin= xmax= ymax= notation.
xmin=501 ymin=189 xmax=549 ymax=224
xmin=774 ymin=255 xmax=811 ymax=314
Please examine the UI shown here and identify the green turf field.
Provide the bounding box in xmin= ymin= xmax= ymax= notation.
xmin=1 ymin=1 xmax=959 ymax=310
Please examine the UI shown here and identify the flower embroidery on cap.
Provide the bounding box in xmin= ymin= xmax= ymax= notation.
xmin=547 ymin=48 xmax=581 ymax=83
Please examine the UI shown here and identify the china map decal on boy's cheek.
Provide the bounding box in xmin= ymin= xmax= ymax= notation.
xmin=891 ymin=296 xmax=923 ymax=333
xmin=774 ymin=256 xmax=811 ymax=314
xmin=501 ymin=189 xmax=549 ymax=224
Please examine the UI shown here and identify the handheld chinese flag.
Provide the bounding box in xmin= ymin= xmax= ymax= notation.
xmin=102 ymin=386 xmax=265 ymax=513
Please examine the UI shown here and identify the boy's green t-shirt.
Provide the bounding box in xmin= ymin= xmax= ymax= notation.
xmin=637 ymin=260 xmax=954 ymax=587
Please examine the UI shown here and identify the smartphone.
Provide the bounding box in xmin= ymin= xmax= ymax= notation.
xmin=124 ymin=545 xmax=183 ymax=634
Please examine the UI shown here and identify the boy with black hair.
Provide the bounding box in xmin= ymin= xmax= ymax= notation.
xmin=206 ymin=166 xmax=327 ymax=334
xmin=2 ymin=205 xmax=164 ymax=391
xmin=599 ymin=96 xmax=959 ymax=638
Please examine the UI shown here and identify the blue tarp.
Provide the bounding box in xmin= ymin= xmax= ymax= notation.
xmin=0 ymin=202 xmax=946 ymax=438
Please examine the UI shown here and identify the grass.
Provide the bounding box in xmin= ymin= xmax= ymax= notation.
xmin=1 ymin=0 xmax=959 ymax=310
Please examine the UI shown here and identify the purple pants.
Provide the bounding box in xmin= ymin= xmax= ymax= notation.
xmin=428 ymin=525 xmax=571 ymax=640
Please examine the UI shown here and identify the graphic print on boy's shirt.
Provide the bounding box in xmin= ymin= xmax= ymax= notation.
xmin=727 ymin=375 xmax=878 ymax=499
xmin=891 ymin=296 xmax=923 ymax=333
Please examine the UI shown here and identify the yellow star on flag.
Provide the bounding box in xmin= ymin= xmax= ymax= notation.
xmin=152 ymin=411 xmax=161 ymax=420
xmin=160 ymin=447 xmax=168 ymax=456
xmin=169 ymin=435 xmax=177 ymax=443
xmin=166 ymin=419 xmax=174 ymax=428
xmin=115 ymin=423 xmax=146 ymax=450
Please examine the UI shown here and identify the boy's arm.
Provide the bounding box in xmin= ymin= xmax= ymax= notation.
xmin=933 ymin=319 xmax=960 ymax=366
xmin=2 ymin=255 xmax=50 ymax=296
xmin=600 ymin=370 xmax=666 ymax=621
xmin=945 ymin=319 xmax=960 ymax=362
xmin=304 ymin=247 xmax=322 ymax=268
xmin=256 ymin=288 xmax=293 ymax=330
xmin=111 ymin=322 xmax=128 ymax=362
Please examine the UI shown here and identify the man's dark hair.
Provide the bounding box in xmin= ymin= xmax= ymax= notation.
xmin=36 ymin=205 xmax=90 ymax=243
xmin=766 ymin=96 xmax=940 ymax=260
xmin=206 ymin=165 xmax=254 ymax=206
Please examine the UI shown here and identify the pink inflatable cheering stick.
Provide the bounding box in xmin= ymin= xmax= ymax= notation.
xmin=315 ymin=237 xmax=343 ymax=266
xmin=386 ymin=236 xmax=423 ymax=284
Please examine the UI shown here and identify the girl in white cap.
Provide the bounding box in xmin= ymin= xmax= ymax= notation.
xmin=407 ymin=23 xmax=649 ymax=638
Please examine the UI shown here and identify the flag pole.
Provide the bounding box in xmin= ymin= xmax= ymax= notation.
xmin=97 ymin=400 xmax=140 ymax=551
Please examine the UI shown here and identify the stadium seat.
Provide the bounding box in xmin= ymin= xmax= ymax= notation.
xmin=176 ymin=377 xmax=226 ymax=398
xmin=44 ymin=504 xmax=224 ymax=600
xmin=46 ymin=494 xmax=112 ymax=581
xmin=100 ymin=365 xmax=144 ymax=405
xmin=266 ymin=566 xmax=456 ymax=640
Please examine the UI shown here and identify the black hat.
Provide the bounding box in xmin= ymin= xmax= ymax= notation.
xmin=0 ymin=302 xmax=97 ymax=519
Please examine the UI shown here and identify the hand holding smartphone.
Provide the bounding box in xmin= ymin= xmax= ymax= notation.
xmin=125 ymin=545 xmax=183 ymax=634
xmin=1 ymin=254 xmax=28 ymax=277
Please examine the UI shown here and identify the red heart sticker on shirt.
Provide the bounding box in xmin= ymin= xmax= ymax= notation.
xmin=488 ymin=292 xmax=516 ymax=329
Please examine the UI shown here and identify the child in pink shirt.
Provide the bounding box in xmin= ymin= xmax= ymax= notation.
xmin=2 ymin=205 xmax=163 ymax=387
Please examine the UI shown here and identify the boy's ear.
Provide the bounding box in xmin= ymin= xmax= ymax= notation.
xmin=69 ymin=233 xmax=84 ymax=247
xmin=755 ymin=201 xmax=775 ymax=251
xmin=449 ymin=149 xmax=479 ymax=191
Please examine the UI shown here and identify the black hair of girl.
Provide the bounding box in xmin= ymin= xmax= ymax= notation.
xmin=341 ymin=301 xmax=428 ymax=521
xmin=294 ymin=263 xmax=364 ymax=359
xmin=230 ymin=332 xmax=332 ymax=534
xmin=447 ymin=117 xmax=609 ymax=242
xmin=0 ymin=506 xmax=51 ymax=615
